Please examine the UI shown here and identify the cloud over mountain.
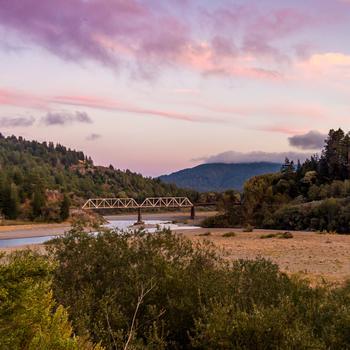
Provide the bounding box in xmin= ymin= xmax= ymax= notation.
xmin=288 ymin=130 xmax=326 ymax=150
xmin=197 ymin=150 xmax=312 ymax=164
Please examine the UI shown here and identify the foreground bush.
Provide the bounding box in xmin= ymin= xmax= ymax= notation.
xmin=0 ymin=251 xmax=102 ymax=350
xmin=47 ymin=226 xmax=350 ymax=350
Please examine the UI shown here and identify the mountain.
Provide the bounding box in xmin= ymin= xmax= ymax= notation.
xmin=0 ymin=133 xmax=195 ymax=221
xmin=159 ymin=162 xmax=281 ymax=192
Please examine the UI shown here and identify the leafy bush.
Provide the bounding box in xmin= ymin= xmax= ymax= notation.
xmin=0 ymin=251 xmax=101 ymax=350
xmin=198 ymin=231 xmax=211 ymax=236
xmin=260 ymin=232 xmax=293 ymax=239
xmin=243 ymin=224 xmax=254 ymax=232
xmin=222 ymin=231 xmax=236 ymax=237
xmin=46 ymin=225 xmax=350 ymax=350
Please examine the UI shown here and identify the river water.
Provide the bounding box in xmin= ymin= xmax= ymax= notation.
xmin=0 ymin=219 xmax=199 ymax=248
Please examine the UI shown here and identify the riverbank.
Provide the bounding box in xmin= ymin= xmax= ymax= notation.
xmin=1 ymin=212 xmax=349 ymax=284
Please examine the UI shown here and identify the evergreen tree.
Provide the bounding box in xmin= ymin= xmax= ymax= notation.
xmin=1 ymin=183 xmax=20 ymax=219
xmin=281 ymin=158 xmax=295 ymax=175
xmin=32 ymin=186 xmax=46 ymax=218
xmin=59 ymin=194 xmax=70 ymax=221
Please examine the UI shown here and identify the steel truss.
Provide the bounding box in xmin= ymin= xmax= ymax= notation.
xmin=82 ymin=197 xmax=193 ymax=210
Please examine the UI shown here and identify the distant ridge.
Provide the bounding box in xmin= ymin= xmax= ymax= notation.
xmin=159 ymin=162 xmax=281 ymax=192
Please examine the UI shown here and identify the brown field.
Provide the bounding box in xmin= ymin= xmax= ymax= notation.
xmin=179 ymin=228 xmax=350 ymax=285
xmin=1 ymin=212 xmax=349 ymax=285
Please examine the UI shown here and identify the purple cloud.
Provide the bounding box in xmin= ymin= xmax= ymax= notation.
xmin=0 ymin=116 xmax=35 ymax=127
xmin=86 ymin=133 xmax=101 ymax=141
xmin=41 ymin=111 xmax=92 ymax=126
xmin=0 ymin=0 xmax=349 ymax=79
xmin=289 ymin=130 xmax=326 ymax=150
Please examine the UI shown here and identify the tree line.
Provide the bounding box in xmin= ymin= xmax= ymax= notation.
xmin=204 ymin=128 xmax=350 ymax=233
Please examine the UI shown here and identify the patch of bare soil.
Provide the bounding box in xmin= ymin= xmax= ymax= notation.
xmin=179 ymin=228 xmax=350 ymax=285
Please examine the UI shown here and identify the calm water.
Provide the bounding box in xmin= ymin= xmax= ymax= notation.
xmin=0 ymin=220 xmax=199 ymax=248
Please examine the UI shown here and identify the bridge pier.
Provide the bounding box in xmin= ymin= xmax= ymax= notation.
xmin=190 ymin=206 xmax=195 ymax=220
xmin=137 ymin=207 xmax=144 ymax=224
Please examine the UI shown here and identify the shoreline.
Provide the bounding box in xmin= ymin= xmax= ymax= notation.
xmin=1 ymin=212 xmax=349 ymax=284
xmin=0 ymin=211 xmax=215 ymax=240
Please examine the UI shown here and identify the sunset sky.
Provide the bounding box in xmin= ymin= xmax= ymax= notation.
xmin=1 ymin=0 xmax=350 ymax=176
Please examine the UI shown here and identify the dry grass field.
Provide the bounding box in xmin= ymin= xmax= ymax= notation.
xmin=179 ymin=228 xmax=350 ymax=285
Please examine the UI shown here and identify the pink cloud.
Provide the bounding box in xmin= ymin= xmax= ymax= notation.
xmin=0 ymin=89 xmax=47 ymax=109
xmin=50 ymin=94 xmax=224 ymax=123
xmin=1 ymin=0 xmax=349 ymax=81
xmin=0 ymin=88 xmax=221 ymax=124
xmin=259 ymin=126 xmax=308 ymax=135
xmin=204 ymin=103 xmax=327 ymax=121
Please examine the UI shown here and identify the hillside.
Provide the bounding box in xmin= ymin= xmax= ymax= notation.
xmin=0 ymin=134 xmax=195 ymax=221
xmin=159 ymin=162 xmax=281 ymax=192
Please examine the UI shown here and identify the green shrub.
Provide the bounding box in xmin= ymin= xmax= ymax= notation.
xmin=222 ymin=231 xmax=236 ymax=237
xmin=260 ymin=232 xmax=294 ymax=239
xmin=243 ymin=224 xmax=254 ymax=232
xmin=279 ymin=231 xmax=293 ymax=239
xmin=0 ymin=251 xmax=101 ymax=350
xmin=198 ymin=231 xmax=211 ymax=236
xmin=260 ymin=233 xmax=278 ymax=239
xmin=46 ymin=226 xmax=350 ymax=349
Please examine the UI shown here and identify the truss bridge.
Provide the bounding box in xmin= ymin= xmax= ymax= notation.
xmin=82 ymin=197 xmax=195 ymax=223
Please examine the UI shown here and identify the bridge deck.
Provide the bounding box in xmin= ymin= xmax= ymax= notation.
xmin=82 ymin=197 xmax=194 ymax=210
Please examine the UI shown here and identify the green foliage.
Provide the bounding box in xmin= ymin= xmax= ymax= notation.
xmin=206 ymin=128 xmax=350 ymax=233
xmin=60 ymin=194 xmax=70 ymax=221
xmin=0 ymin=250 xmax=102 ymax=350
xmin=222 ymin=231 xmax=236 ymax=237
xmin=0 ymin=134 xmax=196 ymax=221
xmin=31 ymin=185 xmax=46 ymax=218
xmin=260 ymin=232 xmax=293 ymax=239
xmin=198 ymin=231 xmax=211 ymax=236
xmin=47 ymin=226 xmax=350 ymax=349
xmin=0 ymin=181 xmax=20 ymax=219
xmin=242 ymin=224 xmax=254 ymax=232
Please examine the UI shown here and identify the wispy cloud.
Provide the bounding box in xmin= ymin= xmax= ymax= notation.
xmin=86 ymin=133 xmax=101 ymax=141
xmin=41 ymin=111 xmax=92 ymax=126
xmin=288 ymin=130 xmax=326 ymax=150
xmin=0 ymin=88 xmax=220 ymax=124
xmin=0 ymin=116 xmax=35 ymax=127
xmin=196 ymin=150 xmax=313 ymax=164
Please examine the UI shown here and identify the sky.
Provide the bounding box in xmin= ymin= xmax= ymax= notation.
xmin=0 ymin=0 xmax=350 ymax=176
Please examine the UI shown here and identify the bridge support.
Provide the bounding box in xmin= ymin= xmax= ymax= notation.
xmin=137 ymin=207 xmax=143 ymax=224
xmin=190 ymin=206 xmax=195 ymax=220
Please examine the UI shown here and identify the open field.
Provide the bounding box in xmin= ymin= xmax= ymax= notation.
xmin=1 ymin=212 xmax=349 ymax=284
xmin=179 ymin=228 xmax=350 ymax=285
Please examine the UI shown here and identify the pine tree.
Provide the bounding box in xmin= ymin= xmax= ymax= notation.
xmin=32 ymin=186 xmax=46 ymax=218
xmin=281 ymin=158 xmax=295 ymax=175
xmin=60 ymin=194 xmax=70 ymax=221
xmin=1 ymin=183 xmax=20 ymax=219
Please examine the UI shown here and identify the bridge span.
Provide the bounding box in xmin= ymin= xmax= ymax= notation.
xmin=82 ymin=197 xmax=196 ymax=223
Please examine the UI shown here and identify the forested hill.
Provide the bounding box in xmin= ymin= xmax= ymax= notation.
xmin=0 ymin=134 xmax=195 ymax=221
xmin=160 ymin=162 xmax=281 ymax=192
